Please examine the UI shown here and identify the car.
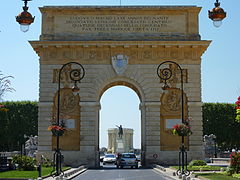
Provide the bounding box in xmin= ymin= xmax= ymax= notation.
xmin=100 ymin=155 xmax=105 ymax=162
xmin=136 ymin=154 xmax=141 ymax=162
xmin=103 ymin=154 xmax=116 ymax=165
xmin=116 ymin=153 xmax=138 ymax=169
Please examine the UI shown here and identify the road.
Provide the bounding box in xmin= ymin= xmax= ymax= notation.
xmin=72 ymin=164 xmax=172 ymax=180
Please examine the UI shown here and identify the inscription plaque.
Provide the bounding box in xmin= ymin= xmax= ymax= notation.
xmin=54 ymin=15 xmax=186 ymax=34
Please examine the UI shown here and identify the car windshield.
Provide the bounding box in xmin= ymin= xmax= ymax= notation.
xmin=105 ymin=154 xmax=115 ymax=158
xmin=122 ymin=154 xmax=136 ymax=158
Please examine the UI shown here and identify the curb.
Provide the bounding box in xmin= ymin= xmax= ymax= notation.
xmin=42 ymin=166 xmax=87 ymax=180
xmin=153 ymin=165 xmax=201 ymax=180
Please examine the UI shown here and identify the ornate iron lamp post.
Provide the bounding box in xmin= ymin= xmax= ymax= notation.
xmin=16 ymin=0 xmax=35 ymax=32
xmin=157 ymin=61 xmax=189 ymax=176
xmin=208 ymin=0 xmax=226 ymax=28
xmin=52 ymin=62 xmax=85 ymax=176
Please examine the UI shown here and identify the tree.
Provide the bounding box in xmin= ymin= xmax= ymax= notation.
xmin=203 ymin=103 xmax=240 ymax=151
xmin=0 ymin=71 xmax=14 ymax=101
xmin=0 ymin=101 xmax=38 ymax=151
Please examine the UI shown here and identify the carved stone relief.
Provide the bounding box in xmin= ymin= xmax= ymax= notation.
xmin=143 ymin=50 xmax=152 ymax=59
xmin=52 ymin=88 xmax=80 ymax=151
xmin=170 ymin=50 xmax=178 ymax=59
xmin=159 ymin=64 xmax=188 ymax=86
xmin=76 ymin=48 xmax=84 ymax=59
xmin=52 ymin=88 xmax=80 ymax=119
xmin=53 ymin=65 xmax=82 ymax=87
xmin=162 ymin=88 xmax=181 ymax=112
xmin=160 ymin=88 xmax=189 ymax=151
xmin=41 ymin=46 xmax=198 ymax=63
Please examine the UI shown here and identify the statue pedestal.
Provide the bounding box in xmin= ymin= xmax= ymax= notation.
xmin=116 ymin=139 xmax=124 ymax=153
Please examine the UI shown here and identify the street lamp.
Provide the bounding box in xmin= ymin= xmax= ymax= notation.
xmin=211 ymin=134 xmax=217 ymax=158
xmin=213 ymin=135 xmax=217 ymax=158
xmin=208 ymin=0 xmax=226 ymax=28
xmin=16 ymin=0 xmax=35 ymax=32
xmin=52 ymin=62 xmax=85 ymax=176
xmin=157 ymin=61 xmax=189 ymax=176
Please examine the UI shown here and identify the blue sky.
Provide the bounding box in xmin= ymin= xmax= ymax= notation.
xmin=1 ymin=0 xmax=239 ymax=148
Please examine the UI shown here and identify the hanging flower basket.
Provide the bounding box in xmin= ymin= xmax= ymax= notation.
xmin=172 ymin=124 xmax=192 ymax=136
xmin=48 ymin=125 xmax=66 ymax=136
xmin=0 ymin=105 xmax=9 ymax=112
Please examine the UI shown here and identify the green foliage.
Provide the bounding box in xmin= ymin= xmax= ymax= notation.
xmin=0 ymin=167 xmax=70 ymax=179
xmin=0 ymin=101 xmax=38 ymax=151
xmin=196 ymin=172 xmax=239 ymax=180
xmin=232 ymin=174 xmax=240 ymax=179
xmin=41 ymin=157 xmax=54 ymax=167
xmin=12 ymin=155 xmax=36 ymax=171
xmin=171 ymin=165 xmax=226 ymax=171
xmin=236 ymin=109 xmax=240 ymax=123
xmin=189 ymin=160 xmax=207 ymax=166
xmin=226 ymin=167 xmax=236 ymax=176
xmin=203 ymin=103 xmax=240 ymax=150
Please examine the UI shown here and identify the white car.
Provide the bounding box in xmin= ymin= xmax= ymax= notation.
xmin=103 ymin=154 xmax=116 ymax=165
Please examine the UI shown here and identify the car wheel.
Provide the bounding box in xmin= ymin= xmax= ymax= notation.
xmin=135 ymin=166 xmax=138 ymax=169
xmin=120 ymin=166 xmax=123 ymax=169
xmin=131 ymin=166 xmax=133 ymax=169
xmin=103 ymin=162 xmax=105 ymax=165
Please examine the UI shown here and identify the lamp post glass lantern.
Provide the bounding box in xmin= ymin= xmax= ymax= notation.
xmin=157 ymin=61 xmax=189 ymax=176
xmin=208 ymin=0 xmax=226 ymax=28
xmin=16 ymin=0 xmax=35 ymax=32
xmin=52 ymin=62 xmax=85 ymax=176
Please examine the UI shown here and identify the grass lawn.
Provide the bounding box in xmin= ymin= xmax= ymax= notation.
xmin=0 ymin=167 xmax=70 ymax=179
xmin=171 ymin=165 xmax=227 ymax=171
xmin=196 ymin=172 xmax=239 ymax=180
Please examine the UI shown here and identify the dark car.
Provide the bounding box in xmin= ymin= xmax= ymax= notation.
xmin=116 ymin=153 xmax=138 ymax=169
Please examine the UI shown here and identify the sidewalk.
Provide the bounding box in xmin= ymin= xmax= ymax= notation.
xmin=153 ymin=165 xmax=203 ymax=180
xmin=41 ymin=166 xmax=87 ymax=180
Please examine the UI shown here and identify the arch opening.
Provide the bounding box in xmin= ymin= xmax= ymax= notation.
xmin=99 ymin=84 xmax=142 ymax=166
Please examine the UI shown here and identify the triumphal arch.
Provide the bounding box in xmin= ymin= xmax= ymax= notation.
xmin=30 ymin=6 xmax=210 ymax=167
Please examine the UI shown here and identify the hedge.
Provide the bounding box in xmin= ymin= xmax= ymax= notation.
xmin=0 ymin=101 xmax=38 ymax=152
xmin=203 ymin=103 xmax=240 ymax=150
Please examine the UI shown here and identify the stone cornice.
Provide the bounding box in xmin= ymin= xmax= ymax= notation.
xmin=30 ymin=40 xmax=211 ymax=64
xmin=30 ymin=40 xmax=211 ymax=56
xmin=30 ymin=40 xmax=211 ymax=47
xmin=40 ymin=6 xmax=201 ymax=12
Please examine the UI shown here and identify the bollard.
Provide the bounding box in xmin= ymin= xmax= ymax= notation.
xmin=37 ymin=164 xmax=42 ymax=178
xmin=182 ymin=174 xmax=186 ymax=180
xmin=190 ymin=172 xmax=196 ymax=178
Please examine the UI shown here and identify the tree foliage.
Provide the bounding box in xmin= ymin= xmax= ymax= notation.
xmin=0 ymin=101 xmax=38 ymax=151
xmin=0 ymin=71 xmax=14 ymax=101
xmin=203 ymin=103 xmax=240 ymax=151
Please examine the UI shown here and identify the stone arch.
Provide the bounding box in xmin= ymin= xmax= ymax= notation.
xmin=97 ymin=77 xmax=146 ymax=165
xmin=98 ymin=77 xmax=145 ymax=102
xmin=31 ymin=5 xmax=210 ymax=168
